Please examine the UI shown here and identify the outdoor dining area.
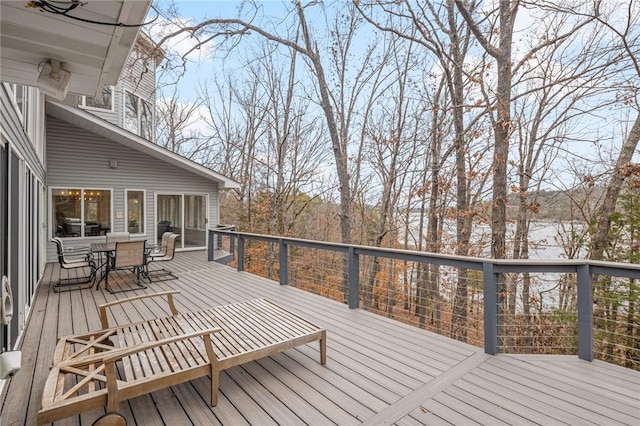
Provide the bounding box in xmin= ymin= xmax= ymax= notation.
xmin=51 ymin=231 xmax=180 ymax=294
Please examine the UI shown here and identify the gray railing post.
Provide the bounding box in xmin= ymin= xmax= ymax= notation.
xmin=279 ymin=239 xmax=288 ymax=286
xmin=483 ymin=262 xmax=499 ymax=355
xmin=577 ymin=264 xmax=593 ymax=361
xmin=230 ymin=234 xmax=236 ymax=262
xmin=237 ymin=235 xmax=245 ymax=272
xmin=348 ymin=247 xmax=359 ymax=309
xmin=207 ymin=230 xmax=214 ymax=261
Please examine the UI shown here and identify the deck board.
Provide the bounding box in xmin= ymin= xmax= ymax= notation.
xmin=1 ymin=250 xmax=639 ymax=425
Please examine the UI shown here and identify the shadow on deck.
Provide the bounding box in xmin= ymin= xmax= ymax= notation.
xmin=1 ymin=250 xmax=639 ymax=425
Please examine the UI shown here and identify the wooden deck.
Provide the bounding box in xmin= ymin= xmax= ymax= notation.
xmin=2 ymin=251 xmax=639 ymax=425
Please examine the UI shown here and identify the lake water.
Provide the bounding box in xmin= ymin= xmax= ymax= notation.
xmin=401 ymin=216 xmax=589 ymax=310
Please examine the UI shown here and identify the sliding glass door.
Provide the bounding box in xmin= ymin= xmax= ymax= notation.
xmin=184 ymin=195 xmax=207 ymax=248
xmin=156 ymin=193 xmax=208 ymax=249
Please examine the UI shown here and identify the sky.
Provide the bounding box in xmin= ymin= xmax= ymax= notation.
xmin=148 ymin=0 xmax=336 ymax=101
xmin=145 ymin=0 xmax=638 ymax=195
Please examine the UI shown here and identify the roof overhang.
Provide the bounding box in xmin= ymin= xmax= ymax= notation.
xmin=0 ymin=0 xmax=152 ymax=97
xmin=46 ymin=101 xmax=241 ymax=189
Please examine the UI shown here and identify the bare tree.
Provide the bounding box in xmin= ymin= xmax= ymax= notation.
xmin=583 ymin=1 xmax=640 ymax=261
xmin=152 ymin=1 xmax=352 ymax=246
xmin=200 ymin=72 xmax=269 ymax=230
xmin=507 ymin=12 xmax=618 ymax=333
xmin=361 ymin=33 xmax=423 ymax=312
xmin=155 ymin=87 xmax=208 ymax=160
xmin=454 ymin=0 xmax=519 ymax=265
xmin=356 ymin=0 xmax=492 ymax=341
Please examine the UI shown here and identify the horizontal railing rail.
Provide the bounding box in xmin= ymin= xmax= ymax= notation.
xmin=209 ymin=228 xmax=640 ymax=367
xmin=207 ymin=224 xmax=236 ymax=261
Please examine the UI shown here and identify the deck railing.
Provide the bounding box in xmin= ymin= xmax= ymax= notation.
xmin=208 ymin=228 xmax=640 ymax=369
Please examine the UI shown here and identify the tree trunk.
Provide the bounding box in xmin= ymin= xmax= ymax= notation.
xmin=590 ymin=114 xmax=640 ymax=260
xmin=448 ymin=0 xmax=471 ymax=343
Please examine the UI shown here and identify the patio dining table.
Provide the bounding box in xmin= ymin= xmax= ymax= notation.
xmin=91 ymin=242 xmax=117 ymax=289
xmin=90 ymin=241 xmax=150 ymax=289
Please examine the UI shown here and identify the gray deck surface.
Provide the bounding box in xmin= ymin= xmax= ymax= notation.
xmin=1 ymin=250 xmax=638 ymax=425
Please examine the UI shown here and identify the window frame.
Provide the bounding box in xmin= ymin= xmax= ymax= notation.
xmin=125 ymin=189 xmax=146 ymax=236
xmin=50 ymin=186 xmax=113 ymax=238
xmin=123 ymin=90 xmax=154 ymax=140
xmin=6 ymin=83 xmax=27 ymax=125
xmin=79 ymin=85 xmax=115 ymax=112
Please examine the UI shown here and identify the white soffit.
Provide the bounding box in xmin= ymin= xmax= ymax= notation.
xmin=0 ymin=0 xmax=151 ymax=97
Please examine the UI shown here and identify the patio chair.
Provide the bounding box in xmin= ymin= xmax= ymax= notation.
xmin=149 ymin=231 xmax=172 ymax=256
xmin=145 ymin=233 xmax=179 ymax=281
xmin=104 ymin=240 xmax=147 ymax=294
xmin=51 ymin=237 xmax=96 ymax=292
xmin=106 ymin=231 xmax=130 ymax=245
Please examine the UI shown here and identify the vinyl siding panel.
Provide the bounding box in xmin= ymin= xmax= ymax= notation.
xmin=1 ymin=84 xmax=47 ymax=351
xmin=75 ymin=90 xmax=119 ymax=126
xmin=72 ymin=46 xmax=156 ymax=133
xmin=1 ymin=84 xmax=46 ymax=179
xmin=45 ymin=116 xmax=219 ymax=261
xmin=119 ymin=48 xmax=156 ymax=137
xmin=121 ymin=48 xmax=156 ymax=100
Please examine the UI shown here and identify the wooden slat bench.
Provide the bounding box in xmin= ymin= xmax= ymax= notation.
xmin=37 ymin=291 xmax=327 ymax=425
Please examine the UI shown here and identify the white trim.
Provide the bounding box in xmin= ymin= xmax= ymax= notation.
xmin=8 ymin=83 xmax=25 ymax=124
xmin=154 ymin=191 xmax=209 ymax=250
xmin=78 ymin=85 xmax=115 ymax=113
xmin=122 ymin=89 xmax=137 ymax=135
xmin=122 ymin=89 xmax=154 ymax=140
xmin=49 ymin=186 xmax=114 ymax=239
xmin=124 ymin=188 xmax=146 ymax=237
xmin=17 ymin=158 xmax=25 ymax=335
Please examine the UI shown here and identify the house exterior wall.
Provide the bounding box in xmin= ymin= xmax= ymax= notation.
xmin=120 ymin=46 xmax=157 ymax=106
xmin=75 ymin=90 xmax=120 ymax=126
xmin=45 ymin=116 xmax=220 ymax=262
xmin=0 ymin=83 xmax=47 ymax=352
xmin=76 ymin=42 xmax=158 ymax=140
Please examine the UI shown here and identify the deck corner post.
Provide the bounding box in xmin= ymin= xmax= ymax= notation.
xmin=577 ymin=264 xmax=593 ymax=361
xmin=237 ymin=236 xmax=245 ymax=272
xmin=483 ymin=261 xmax=499 ymax=355
xmin=279 ymin=239 xmax=288 ymax=285
xmin=207 ymin=230 xmax=214 ymax=261
xmin=347 ymin=247 xmax=360 ymax=309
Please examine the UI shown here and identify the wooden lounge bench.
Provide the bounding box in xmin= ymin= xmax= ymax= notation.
xmin=37 ymin=291 xmax=327 ymax=425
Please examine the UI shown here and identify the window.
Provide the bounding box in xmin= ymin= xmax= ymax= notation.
xmin=124 ymin=91 xmax=154 ymax=140
xmin=126 ymin=190 xmax=145 ymax=235
xmin=8 ymin=83 xmax=29 ymax=129
xmin=79 ymin=85 xmax=114 ymax=111
xmin=52 ymin=188 xmax=111 ymax=238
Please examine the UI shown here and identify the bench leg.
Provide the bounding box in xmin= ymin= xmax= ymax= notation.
xmin=204 ymin=334 xmax=220 ymax=406
xmin=320 ymin=330 xmax=327 ymax=365
xmin=211 ymin=369 xmax=219 ymax=406
xmin=93 ymin=412 xmax=127 ymax=425
xmin=105 ymin=361 xmax=120 ymax=412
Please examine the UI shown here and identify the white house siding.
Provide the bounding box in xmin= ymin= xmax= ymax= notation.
xmin=1 ymin=86 xmax=46 ymax=178
xmin=119 ymin=47 xmax=156 ymax=134
xmin=76 ymin=96 xmax=119 ymax=126
xmin=45 ymin=116 xmax=220 ymax=262
xmin=73 ymin=44 xmax=157 ymax=132
xmin=121 ymin=47 xmax=156 ymax=101
xmin=1 ymin=84 xmax=47 ymax=351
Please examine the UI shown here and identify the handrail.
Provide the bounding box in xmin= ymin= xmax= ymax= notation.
xmin=209 ymin=228 xmax=640 ymax=365
xmin=211 ymin=228 xmax=640 ymax=273
xmin=208 ymin=225 xmax=236 ymax=261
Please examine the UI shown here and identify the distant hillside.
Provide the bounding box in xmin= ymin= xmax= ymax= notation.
xmin=506 ymin=186 xmax=605 ymax=222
